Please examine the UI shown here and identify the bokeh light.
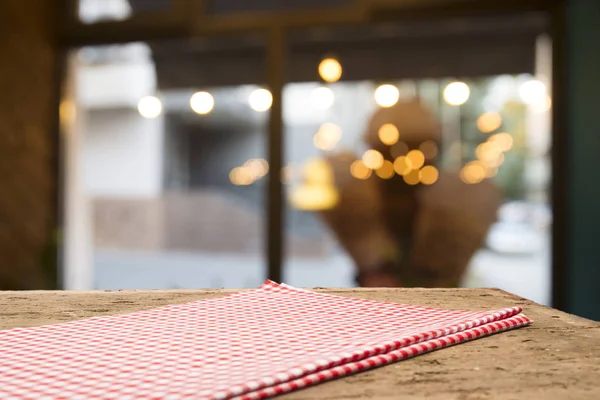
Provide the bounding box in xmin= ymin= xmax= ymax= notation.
xmin=419 ymin=140 xmax=438 ymax=160
xmin=376 ymin=160 xmax=395 ymax=179
xmin=378 ymin=123 xmax=400 ymax=145
xmin=249 ymin=88 xmax=272 ymax=112
xmin=190 ymin=91 xmax=214 ymax=115
xmin=318 ymin=58 xmax=342 ymax=83
xmin=289 ymin=185 xmax=338 ymax=211
xmin=374 ymin=84 xmax=400 ymax=108
xmin=489 ymin=132 xmax=514 ymax=152
xmin=362 ymin=149 xmax=384 ymax=169
xmin=519 ymin=79 xmax=546 ymax=106
xmin=419 ymin=165 xmax=439 ymax=185
xmin=393 ymin=156 xmax=413 ymax=176
xmin=310 ymin=87 xmax=335 ymax=110
xmin=460 ymin=161 xmax=486 ymax=184
xmin=302 ymin=158 xmax=334 ymax=185
xmin=229 ymin=167 xmax=254 ymax=186
xmin=244 ymin=158 xmax=269 ymax=178
xmin=137 ymin=96 xmax=162 ymax=119
xmin=476 ymin=141 xmax=502 ymax=163
xmin=443 ymin=81 xmax=470 ymax=106
xmin=403 ymin=169 xmax=420 ymax=185
xmin=313 ymin=123 xmax=342 ymax=151
xmin=350 ymin=160 xmax=372 ymax=180
xmin=390 ymin=141 xmax=409 ymax=158
xmin=476 ymin=112 xmax=502 ymax=133
xmin=406 ymin=150 xmax=425 ymax=169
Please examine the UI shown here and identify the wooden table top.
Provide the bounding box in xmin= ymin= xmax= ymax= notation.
xmin=1 ymin=287 xmax=599 ymax=399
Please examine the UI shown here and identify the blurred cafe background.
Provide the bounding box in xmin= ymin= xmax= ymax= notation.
xmin=0 ymin=0 xmax=599 ymax=321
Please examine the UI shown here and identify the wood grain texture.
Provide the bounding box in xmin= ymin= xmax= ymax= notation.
xmin=1 ymin=288 xmax=599 ymax=399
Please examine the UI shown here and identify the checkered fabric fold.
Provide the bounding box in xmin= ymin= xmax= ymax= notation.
xmin=0 ymin=281 xmax=531 ymax=399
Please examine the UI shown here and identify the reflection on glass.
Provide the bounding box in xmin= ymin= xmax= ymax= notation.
xmin=284 ymin=76 xmax=551 ymax=305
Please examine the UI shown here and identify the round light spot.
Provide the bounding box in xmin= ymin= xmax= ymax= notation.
xmin=378 ymin=123 xmax=400 ymax=145
xmin=318 ymin=58 xmax=342 ymax=83
xmin=249 ymin=89 xmax=273 ymax=112
xmin=137 ymin=96 xmax=162 ymax=119
xmin=443 ymin=81 xmax=470 ymax=106
xmin=190 ymin=91 xmax=214 ymax=115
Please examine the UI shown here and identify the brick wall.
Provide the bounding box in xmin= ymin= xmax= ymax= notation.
xmin=92 ymin=191 xmax=331 ymax=258
xmin=0 ymin=0 xmax=59 ymax=289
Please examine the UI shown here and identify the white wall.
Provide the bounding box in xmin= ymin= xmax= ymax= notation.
xmin=82 ymin=109 xmax=164 ymax=198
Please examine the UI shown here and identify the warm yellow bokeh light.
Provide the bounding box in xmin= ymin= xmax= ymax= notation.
xmin=378 ymin=123 xmax=400 ymax=145
xmin=489 ymin=132 xmax=514 ymax=152
xmin=374 ymin=84 xmax=400 ymax=108
xmin=403 ymin=169 xmax=420 ymax=185
xmin=476 ymin=141 xmax=502 ymax=163
xmin=318 ymin=58 xmax=342 ymax=83
xmin=443 ymin=81 xmax=470 ymax=106
xmin=244 ymin=158 xmax=269 ymax=178
xmin=302 ymin=158 xmax=334 ymax=185
xmin=190 ymin=91 xmax=214 ymax=115
xmin=393 ymin=156 xmax=413 ymax=176
xmin=350 ymin=160 xmax=372 ymax=180
xmin=477 ymin=112 xmax=502 ymax=133
xmin=376 ymin=160 xmax=395 ymax=179
xmin=137 ymin=96 xmax=162 ymax=119
xmin=229 ymin=167 xmax=254 ymax=186
xmin=362 ymin=149 xmax=384 ymax=170
xmin=310 ymin=86 xmax=335 ymax=110
xmin=249 ymin=88 xmax=273 ymax=112
xmin=406 ymin=150 xmax=425 ymax=169
xmin=490 ymin=152 xmax=505 ymax=168
xmin=318 ymin=123 xmax=342 ymax=143
xmin=390 ymin=141 xmax=409 ymax=158
xmin=419 ymin=165 xmax=439 ymax=185
xmin=419 ymin=140 xmax=438 ymax=160
xmin=460 ymin=161 xmax=486 ymax=184
xmin=486 ymin=167 xmax=498 ymax=178
xmin=313 ymin=134 xmax=336 ymax=151
xmin=313 ymin=123 xmax=342 ymax=151
xmin=289 ymin=185 xmax=339 ymax=211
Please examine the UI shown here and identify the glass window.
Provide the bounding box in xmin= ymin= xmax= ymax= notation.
xmin=63 ymin=37 xmax=269 ymax=289
xmin=282 ymin=17 xmax=552 ymax=305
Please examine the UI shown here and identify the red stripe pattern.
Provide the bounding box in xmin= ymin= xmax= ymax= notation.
xmin=0 ymin=281 xmax=531 ymax=399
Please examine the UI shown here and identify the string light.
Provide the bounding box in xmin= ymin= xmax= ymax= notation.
xmin=318 ymin=58 xmax=342 ymax=83
xmin=350 ymin=160 xmax=372 ymax=180
xmin=374 ymin=84 xmax=400 ymax=108
xmin=476 ymin=112 xmax=502 ymax=133
xmin=249 ymin=89 xmax=272 ymax=112
xmin=376 ymin=160 xmax=395 ymax=179
xmin=443 ymin=81 xmax=470 ymax=106
xmin=362 ymin=149 xmax=384 ymax=170
xmin=406 ymin=150 xmax=425 ymax=169
xmin=378 ymin=124 xmax=400 ymax=145
xmin=190 ymin=91 xmax=214 ymax=115
xmin=393 ymin=156 xmax=413 ymax=176
xmin=419 ymin=166 xmax=439 ymax=185
xmin=137 ymin=96 xmax=162 ymax=119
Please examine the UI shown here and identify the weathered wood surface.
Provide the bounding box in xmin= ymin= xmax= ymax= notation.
xmin=1 ymin=288 xmax=599 ymax=399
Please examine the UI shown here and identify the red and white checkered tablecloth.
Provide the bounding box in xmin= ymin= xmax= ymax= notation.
xmin=0 ymin=281 xmax=531 ymax=399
